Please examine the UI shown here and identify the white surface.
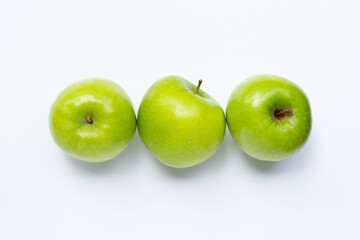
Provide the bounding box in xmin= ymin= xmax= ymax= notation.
xmin=1 ymin=0 xmax=359 ymax=239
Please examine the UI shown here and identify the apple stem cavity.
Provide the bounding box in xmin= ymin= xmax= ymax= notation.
xmin=196 ymin=79 xmax=202 ymax=95
xmin=273 ymin=108 xmax=293 ymax=121
xmin=86 ymin=116 xmax=93 ymax=124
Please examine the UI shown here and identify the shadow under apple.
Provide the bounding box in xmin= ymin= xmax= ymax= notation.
xmin=65 ymin=131 xmax=144 ymax=175
xmin=153 ymin=132 xmax=233 ymax=178
xmin=238 ymin=129 xmax=316 ymax=174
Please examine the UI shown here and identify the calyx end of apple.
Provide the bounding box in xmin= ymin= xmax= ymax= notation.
xmin=86 ymin=116 xmax=94 ymax=124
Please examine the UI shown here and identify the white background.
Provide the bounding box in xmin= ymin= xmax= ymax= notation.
xmin=1 ymin=0 xmax=359 ymax=239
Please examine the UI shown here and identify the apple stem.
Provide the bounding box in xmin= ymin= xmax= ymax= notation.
xmin=86 ymin=116 xmax=93 ymax=124
xmin=274 ymin=109 xmax=293 ymax=116
xmin=273 ymin=108 xmax=293 ymax=121
xmin=196 ymin=79 xmax=202 ymax=94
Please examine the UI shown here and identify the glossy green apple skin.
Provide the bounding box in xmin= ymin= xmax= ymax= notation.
xmin=138 ymin=76 xmax=226 ymax=168
xmin=226 ymin=75 xmax=311 ymax=161
xmin=49 ymin=78 xmax=136 ymax=162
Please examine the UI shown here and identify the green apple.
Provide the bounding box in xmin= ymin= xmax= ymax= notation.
xmin=137 ymin=76 xmax=226 ymax=168
xmin=49 ymin=78 xmax=136 ymax=162
xmin=226 ymin=74 xmax=311 ymax=161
